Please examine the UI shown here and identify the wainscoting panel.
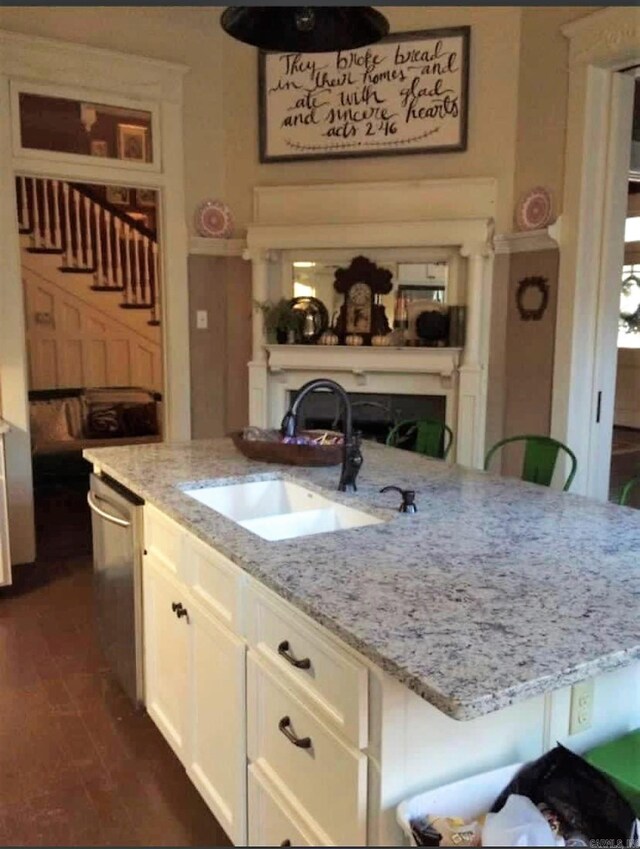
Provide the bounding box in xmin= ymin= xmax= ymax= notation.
xmin=24 ymin=268 xmax=162 ymax=392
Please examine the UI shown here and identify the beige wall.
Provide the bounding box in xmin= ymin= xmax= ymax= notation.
xmin=222 ymin=6 xmax=522 ymax=233
xmin=512 ymin=6 xmax=600 ymax=221
xmin=0 ymin=7 xmax=226 ymax=234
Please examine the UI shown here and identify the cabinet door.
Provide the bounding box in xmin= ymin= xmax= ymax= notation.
xmin=143 ymin=554 xmax=190 ymax=761
xmin=187 ymin=598 xmax=247 ymax=845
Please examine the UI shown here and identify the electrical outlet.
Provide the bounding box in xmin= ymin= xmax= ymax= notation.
xmin=196 ymin=310 xmax=208 ymax=330
xmin=569 ymin=678 xmax=594 ymax=735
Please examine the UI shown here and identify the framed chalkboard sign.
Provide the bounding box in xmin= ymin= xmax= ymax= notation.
xmin=258 ymin=27 xmax=470 ymax=163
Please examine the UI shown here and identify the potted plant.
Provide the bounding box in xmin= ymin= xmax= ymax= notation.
xmin=254 ymin=298 xmax=302 ymax=343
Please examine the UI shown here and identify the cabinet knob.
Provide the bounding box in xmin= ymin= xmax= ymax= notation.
xmin=176 ymin=606 xmax=189 ymax=621
xmin=277 ymin=640 xmax=311 ymax=670
xmin=280 ymin=841 xmax=292 ymax=847
xmin=278 ymin=715 xmax=312 ymax=749
xmin=171 ymin=601 xmax=182 ymax=613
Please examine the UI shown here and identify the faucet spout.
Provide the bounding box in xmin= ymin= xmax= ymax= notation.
xmin=280 ymin=378 xmax=363 ymax=492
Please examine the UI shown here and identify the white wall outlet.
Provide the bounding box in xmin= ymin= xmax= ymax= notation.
xmin=196 ymin=310 xmax=208 ymax=330
xmin=569 ymin=678 xmax=594 ymax=735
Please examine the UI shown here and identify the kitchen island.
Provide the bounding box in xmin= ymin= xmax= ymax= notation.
xmin=85 ymin=438 xmax=640 ymax=846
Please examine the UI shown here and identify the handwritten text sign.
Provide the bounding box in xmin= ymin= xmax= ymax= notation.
xmin=259 ymin=27 xmax=470 ymax=162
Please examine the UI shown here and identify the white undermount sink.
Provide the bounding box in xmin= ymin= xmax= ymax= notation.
xmin=184 ymin=478 xmax=383 ymax=541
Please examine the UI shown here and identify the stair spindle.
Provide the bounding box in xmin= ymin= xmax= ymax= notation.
xmin=83 ymin=196 xmax=93 ymax=269
xmin=93 ymin=203 xmax=105 ymax=285
xmin=32 ymin=178 xmax=42 ymax=248
xmin=133 ymin=230 xmax=143 ymax=302
xmin=41 ymin=179 xmax=51 ymax=247
xmin=142 ymin=235 xmax=151 ymax=305
xmin=114 ymin=217 xmax=123 ymax=289
xmin=104 ymin=210 xmax=113 ymax=287
xmin=51 ymin=181 xmax=61 ymax=249
xmin=18 ymin=176 xmax=28 ymax=231
xmin=62 ymin=182 xmax=73 ymax=266
xmin=123 ymin=223 xmax=132 ymax=303
xmin=72 ymin=190 xmax=82 ymax=267
xmin=131 ymin=230 xmax=140 ymax=303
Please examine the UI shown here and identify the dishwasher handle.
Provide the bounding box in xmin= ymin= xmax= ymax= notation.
xmin=87 ymin=491 xmax=131 ymax=528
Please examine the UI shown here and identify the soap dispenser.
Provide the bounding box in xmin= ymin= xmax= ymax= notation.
xmin=380 ymin=485 xmax=417 ymax=513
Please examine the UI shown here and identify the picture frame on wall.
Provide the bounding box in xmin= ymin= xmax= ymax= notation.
xmin=259 ymin=26 xmax=470 ymax=163
xmin=136 ymin=188 xmax=156 ymax=207
xmin=117 ymin=123 xmax=147 ymax=162
xmin=90 ymin=139 xmax=108 ymax=157
xmin=106 ymin=185 xmax=130 ymax=206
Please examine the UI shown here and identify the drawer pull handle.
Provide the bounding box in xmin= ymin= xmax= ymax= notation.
xmin=277 ymin=640 xmax=311 ymax=670
xmin=278 ymin=715 xmax=312 ymax=749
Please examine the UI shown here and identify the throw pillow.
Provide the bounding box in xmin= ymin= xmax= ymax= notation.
xmin=120 ymin=402 xmax=158 ymax=437
xmin=85 ymin=403 xmax=125 ymax=438
xmin=30 ymin=400 xmax=73 ymax=447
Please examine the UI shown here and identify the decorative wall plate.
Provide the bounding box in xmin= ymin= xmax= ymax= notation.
xmin=194 ymin=199 xmax=233 ymax=238
xmin=516 ymin=187 xmax=553 ymax=231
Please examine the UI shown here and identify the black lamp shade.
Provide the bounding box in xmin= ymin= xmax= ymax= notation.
xmin=220 ymin=7 xmax=390 ymax=53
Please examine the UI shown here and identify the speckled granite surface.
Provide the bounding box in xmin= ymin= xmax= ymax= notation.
xmin=84 ymin=439 xmax=640 ymax=721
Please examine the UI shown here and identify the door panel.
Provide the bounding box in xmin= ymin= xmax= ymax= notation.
xmin=187 ymin=598 xmax=247 ymax=845
xmin=142 ymin=553 xmax=189 ymax=760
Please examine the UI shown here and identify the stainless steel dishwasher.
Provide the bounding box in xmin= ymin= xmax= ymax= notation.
xmin=88 ymin=472 xmax=144 ymax=706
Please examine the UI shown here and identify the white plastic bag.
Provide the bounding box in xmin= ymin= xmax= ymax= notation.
xmin=482 ymin=794 xmax=558 ymax=847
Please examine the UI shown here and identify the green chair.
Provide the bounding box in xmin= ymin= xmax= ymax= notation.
xmin=484 ymin=435 xmax=578 ymax=491
xmin=619 ymin=476 xmax=640 ymax=506
xmin=386 ymin=419 xmax=454 ymax=460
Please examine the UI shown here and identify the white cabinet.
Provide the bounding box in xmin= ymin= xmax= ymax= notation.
xmin=248 ymin=652 xmax=368 ymax=847
xmin=0 ymin=431 xmax=11 ymax=586
xmin=248 ymin=763 xmax=331 ymax=847
xmin=187 ymin=596 xmax=246 ymax=844
xmin=143 ymin=554 xmax=190 ymax=760
xmin=141 ymin=520 xmax=248 ymax=845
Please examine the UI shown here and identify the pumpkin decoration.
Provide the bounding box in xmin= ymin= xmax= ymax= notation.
xmin=371 ymin=334 xmax=391 ymax=346
xmin=318 ymin=329 xmax=339 ymax=346
xmin=345 ymin=334 xmax=363 ymax=347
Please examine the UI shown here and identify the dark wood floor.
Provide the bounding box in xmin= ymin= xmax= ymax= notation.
xmin=0 ymin=477 xmax=231 ymax=847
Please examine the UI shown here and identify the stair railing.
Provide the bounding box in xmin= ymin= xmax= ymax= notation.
xmin=15 ymin=175 xmax=160 ymax=324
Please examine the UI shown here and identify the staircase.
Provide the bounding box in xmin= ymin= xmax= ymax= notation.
xmin=15 ymin=176 xmax=161 ymax=327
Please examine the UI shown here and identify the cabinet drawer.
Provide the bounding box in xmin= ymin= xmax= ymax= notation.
xmin=248 ymin=764 xmax=331 ymax=847
xmin=183 ymin=534 xmax=243 ymax=634
xmin=248 ymin=653 xmax=367 ymax=847
xmin=247 ymin=583 xmax=368 ymax=748
xmin=144 ymin=504 xmax=184 ymax=574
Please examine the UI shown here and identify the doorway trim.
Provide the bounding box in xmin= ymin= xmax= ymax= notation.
xmin=0 ymin=30 xmax=191 ymax=573
xmin=551 ymin=8 xmax=640 ymax=499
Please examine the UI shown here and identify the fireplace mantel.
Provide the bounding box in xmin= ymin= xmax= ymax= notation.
xmin=245 ymin=178 xmax=496 ymax=468
xmin=266 ymin=345 xmax=461 ymax=380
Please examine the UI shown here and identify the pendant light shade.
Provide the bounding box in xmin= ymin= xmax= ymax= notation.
xmin=220 ymin=7 xmax=390 ymax=53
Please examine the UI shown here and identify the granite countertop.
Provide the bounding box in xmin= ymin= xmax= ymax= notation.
xmin=84 ymin=438 xmax=640 ymax=721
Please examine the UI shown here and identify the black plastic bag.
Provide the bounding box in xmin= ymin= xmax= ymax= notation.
xmin=491 ymin=743 xmax=637 ymax=843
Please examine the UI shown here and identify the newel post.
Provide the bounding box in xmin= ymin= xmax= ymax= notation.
xmin=457 ymin=241 xmax=493 ymax=469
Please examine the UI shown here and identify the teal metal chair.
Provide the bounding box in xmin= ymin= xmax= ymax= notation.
xmin=484 ymin=435 xmax=578 ymax=491
xmin=386 ymin=419 xmax=454 ymax=460
xmin=619 ymin=476 xmax=640 ymax=506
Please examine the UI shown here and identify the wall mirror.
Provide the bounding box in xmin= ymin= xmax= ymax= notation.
xmin=284 ymin=250 xmax=454 ymax=329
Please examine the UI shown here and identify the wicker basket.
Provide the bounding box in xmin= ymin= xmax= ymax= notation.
xmin=230 ymin=431 xmax=342 ymax=467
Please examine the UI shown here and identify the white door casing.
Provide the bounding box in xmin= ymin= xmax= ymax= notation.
xmin=0 ymin=30 xmax=191 ymax=569
xmin=551 ymin=9 xmax=640 ymax=499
